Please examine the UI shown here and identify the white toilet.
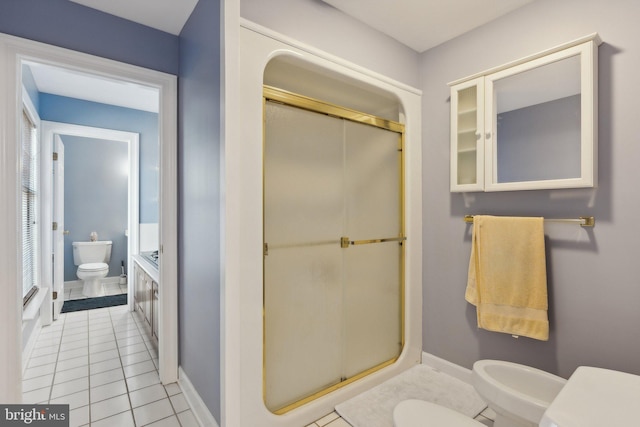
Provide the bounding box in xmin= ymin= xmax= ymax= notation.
xmin=72 ymin=241 xmax=112 ymax=297
xmin=393 ymin=400 xmax=483 ymax=427
xmin=472 ymin=360 xmax=566 ymax=427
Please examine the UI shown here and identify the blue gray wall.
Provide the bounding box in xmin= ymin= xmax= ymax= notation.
xmin=61 ymin=135 xmax=128 ymax=280
xmin=497 ymin=95 xmax=581 ymax=183
xmin=178 ymin=0 xmax=222 ymax=422
xmin=420 ymin=0 xmax=640 ymax=378
xmin=22 ymin=66 xmax=39 ymax=110
xmin=40 ymin=94 xmax=159 ymax=224
xmin=22 ymin=89 xmax=159 ymax=281
xmin=1 ymin=0 xmax=178 ymax=75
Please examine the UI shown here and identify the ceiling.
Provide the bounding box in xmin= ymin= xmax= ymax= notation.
xmin=68 ymin=0 xmax=199 ymax=36
xmin=26 ymin=62 xmax=159 ymax=112
xmin=321 ymin=0 xmax=535 ymax=52
xmin=68 ymin=0 xmax=535 ymax=51
xmin=30 ymin=1 xmax=535 ymax=112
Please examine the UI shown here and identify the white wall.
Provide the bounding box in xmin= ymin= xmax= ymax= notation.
xmin=420 ymin=0 xmax=640 ymax=378
xmin=240 ymin=0 xmax=420 ymax=88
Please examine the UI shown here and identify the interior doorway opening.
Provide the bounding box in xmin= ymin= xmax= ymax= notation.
xmin=0 ymin=33 xmax=178 ymax=402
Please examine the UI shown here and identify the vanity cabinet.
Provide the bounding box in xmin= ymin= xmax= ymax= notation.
xmin=133 ymin=263 xmax=147 ymax=319
xmin=450 ymin=34 xmax=601 ymax=192
xmin=133 ymin=258 xmax=159 ymax=343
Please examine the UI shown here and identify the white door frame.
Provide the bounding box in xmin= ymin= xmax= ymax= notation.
xmin=41 ymin=121 xmax=140 ymax=318
xmin=52 ymin=134 xmax=65 ymax=320
xmin=0 ymin=33 xmax=179 ymax=402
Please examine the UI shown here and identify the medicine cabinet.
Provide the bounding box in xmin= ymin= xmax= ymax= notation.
xmin=449 ymin=33 xmax=601 ymax=192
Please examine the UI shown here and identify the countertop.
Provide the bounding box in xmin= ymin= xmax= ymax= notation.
xmin=132 ymin=254 xmax=160 ymax=283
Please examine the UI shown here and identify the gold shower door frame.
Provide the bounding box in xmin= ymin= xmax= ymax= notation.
xmin=263 ymin=85 xmax=406 ymax=414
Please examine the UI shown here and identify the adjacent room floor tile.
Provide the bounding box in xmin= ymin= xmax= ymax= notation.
xmin=24 ymin=305 xmax=195 ymax=427
xmin=169 ymin=393 xmax=189 ymax=413
xmin=49 ymin=389 xmax=89 ymax=411
xmin=176 ymin=410 xmax=200 ymax=427
xmin=126 ymin=371 xmax=161 ymax=392
xmin=133 ymin=398 xmax=174 ymax=426
xmin=89 ymin=357 xmax=122 ymax=375
xmin=69 ymin=405 xmax=89 ymax=427
xmin=129 ymin=383 xmax=168 ymax=408
xmin=146 ymin=414 xmax=182 ymax=427
xmin=55 ymin=356 xmax=89 ymax=372
xmin=90 ymin=379 xmax=127 ymax=403
xmin=50 ymin=376 xmax=89 ymax=400
xmin=53 ymin=365 xmax=88 ymax=385
xmin=123 ymin=360 xmax=156 ymax=378
xmin=23 ymin=373 xmax=53 ymax=393
xmin=90 ymin=410 xmax=135 ymax=427
xmin=91 ymin=393 xmax=131 ymax=422
xmin=90 ymin=367 xmax=124 ymax=387
xmin=23 ymin=363 xmax=56 ymax=380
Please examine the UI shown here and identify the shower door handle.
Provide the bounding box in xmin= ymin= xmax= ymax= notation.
xmin=346 ymin=236 xmax=406 ymax=246
xmin=264 ymin=236 xmax=406 ymax=254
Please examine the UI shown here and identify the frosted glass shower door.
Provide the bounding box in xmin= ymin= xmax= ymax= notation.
xmin=343 ymin=121 xmax=403 ymax=378
xmin=264 ymin=91 xmax=404 ymax=414
xmin=264 ymin=102 xmax=346 ymax=412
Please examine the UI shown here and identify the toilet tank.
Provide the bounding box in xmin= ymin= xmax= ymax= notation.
xmin=72 ymin=241 xmax=113 ymax=265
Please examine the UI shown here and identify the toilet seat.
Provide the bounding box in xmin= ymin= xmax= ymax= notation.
xmin=393 ymin=400 xmax=483 ymax=427
xmin=78 ymin=262 xmax=109 ymax=272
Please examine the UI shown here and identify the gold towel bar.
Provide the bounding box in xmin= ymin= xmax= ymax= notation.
xmin=463 ymin=215 xmax=595 ymax=227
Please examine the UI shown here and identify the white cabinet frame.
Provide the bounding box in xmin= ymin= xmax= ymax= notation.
xmin=450 ymin=77 xmax=485 ymax=192
xmin=449 ymin=33 xmax=601 ymax=192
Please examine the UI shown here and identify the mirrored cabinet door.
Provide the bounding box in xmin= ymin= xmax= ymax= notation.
xmin=449 ymin=34 xmax=600 ymax=192
xmin=484 ymin=40 xmax=598 ymax=191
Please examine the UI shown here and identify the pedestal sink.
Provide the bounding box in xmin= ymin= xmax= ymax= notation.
xmin=539 ymin=366 xmax=640 ymax=427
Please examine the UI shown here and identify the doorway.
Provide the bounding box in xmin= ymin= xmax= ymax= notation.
xmin=0 ymin=33 xmax=178 ymax=402
xmin=40 ymin=121 xmax=140 ymax=319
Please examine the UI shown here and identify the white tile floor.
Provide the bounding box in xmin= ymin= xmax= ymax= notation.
xmin=36 ymin=290 xmax=495 ymax=427
xmin=23 ymin=305 xmax=199 ymax=427
xmin=65 ymin=281 xmax=128 ymax=301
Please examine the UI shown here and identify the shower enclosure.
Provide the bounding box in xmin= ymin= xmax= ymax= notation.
xmin=263 ymin=86 xmax=405 ymax=413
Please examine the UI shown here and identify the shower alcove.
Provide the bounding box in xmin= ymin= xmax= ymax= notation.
xmin=227 ymin=21 xmax=422 ymax=427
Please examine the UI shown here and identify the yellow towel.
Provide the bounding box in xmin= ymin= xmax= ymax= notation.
xmin=465 ymin=215 xmax=549 ymax=341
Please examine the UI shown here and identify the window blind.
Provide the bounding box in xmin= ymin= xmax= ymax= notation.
xmin=21 ymin=109 xmax=39 ymax=300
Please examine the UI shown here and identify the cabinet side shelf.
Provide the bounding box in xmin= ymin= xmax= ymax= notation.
xmin=457 ymin=107 xmax=477 ymax=115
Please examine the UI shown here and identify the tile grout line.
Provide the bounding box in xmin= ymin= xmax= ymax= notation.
xmin=126 ymin=305 xmax=185 ymax=427
xmin=45 ymin=313 xmax=65 ymax=405
xmin=109 ymin=306 xmax=138 ymax=427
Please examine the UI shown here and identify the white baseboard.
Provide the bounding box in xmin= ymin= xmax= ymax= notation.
xmin=421 ymin=352 xmax=473 ymax=385
xmin=178 ymin=366 xmax=219 ymax=427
